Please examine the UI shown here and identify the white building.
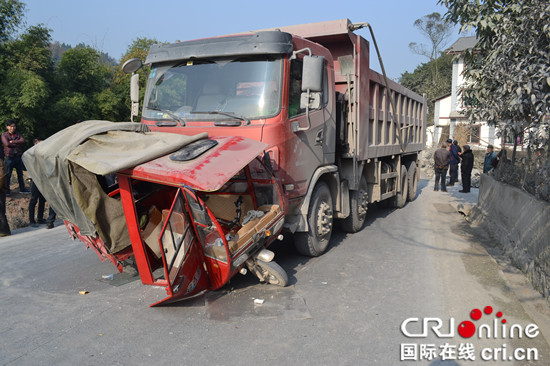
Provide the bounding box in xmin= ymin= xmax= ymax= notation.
xmin=433 ymin=37 xmax=504 ymax=148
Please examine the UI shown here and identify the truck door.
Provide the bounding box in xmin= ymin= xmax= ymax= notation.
xmin=288 ymin=57 xmax=335 ymax=194
xmin=151 ymin=189 xmax=210 ymax=306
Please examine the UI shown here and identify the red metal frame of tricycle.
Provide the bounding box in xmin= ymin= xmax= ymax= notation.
xmin=115 ymin=136 xmax=286 ymax=305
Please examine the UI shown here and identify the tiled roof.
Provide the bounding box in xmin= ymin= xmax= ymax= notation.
xmin=446 ymin=36 xmax=478 ymax=54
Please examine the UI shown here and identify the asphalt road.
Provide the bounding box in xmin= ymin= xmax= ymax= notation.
xmin=1 ymin=179 xmax=549 ymax=366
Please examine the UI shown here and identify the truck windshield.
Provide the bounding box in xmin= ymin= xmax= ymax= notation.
xmin=143 ymin=56 xmax=283 ymax=123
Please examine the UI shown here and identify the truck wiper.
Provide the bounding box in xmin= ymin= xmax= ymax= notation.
xmin=147 ymin=106 xmax=186 ymax=127
xmin=192 ymin=111 xmax=250 ymax=126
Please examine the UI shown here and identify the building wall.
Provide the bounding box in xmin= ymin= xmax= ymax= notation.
xmin=435 ymin=54 xmax=505 ymax=148
xmin=433 ymin=95 xmax=452 ymax=145
xmin=455 ymin=59 xmax=466 ymax=111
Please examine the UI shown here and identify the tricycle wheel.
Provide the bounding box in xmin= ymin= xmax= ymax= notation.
xmin=256 ymin=260 xmax=288 ymax=287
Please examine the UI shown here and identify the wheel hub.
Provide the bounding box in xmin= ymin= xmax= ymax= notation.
xmin=316 ymin=201 xmax=333 ymax=237
xmin=358 ymin=191 xmax=368 ymax=217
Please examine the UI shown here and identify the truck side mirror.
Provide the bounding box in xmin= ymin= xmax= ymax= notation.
xmin=302 ymin=55 xmax=324 ymax=92
xmin=300 ymin=92 xmax=321 ymax=110
xmin=292 ymin=55 xmax=325 ymax=133
xmin=300 ymin=55 xmax=323 ymax=111
xmin=122 ymin=58 xmax=143 ymax=74
xmin=130 ymin=74 xmax=139 ymax=103
xmin=122 ymin=58 xmax=143 ymax=122
xmin=130 ymin=74 xmax=140 ymax=122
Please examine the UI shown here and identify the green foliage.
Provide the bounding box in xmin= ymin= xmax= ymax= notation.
xmin=95 ymin=88 xmax=125 ymax=122
xmin=404 ymin=12 xmax=454 ymax=125
xmin=0 ymin=24 xmax=54 ymax=142
xmin=49 ymin=41 xmax=72 ymax=65
xmin=440 ymin=0 xmax=550 ymax=149
xmin=111 ymin=37 xmax=158 ymax=121
xmin=57 ymin=46 xmax=111 ymax=94
xmin=49 ymin=92 xmax=89 ymax=128
xmin=400 ymin=54 xmax=453 ymax=124
xmin=0 ymin=10 xmax=156 ymax=145
xmin=0 ymin=0 xmax=25 ymax=43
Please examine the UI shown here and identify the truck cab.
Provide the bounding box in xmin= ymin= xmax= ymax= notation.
xmin=126 ymin=19 xmax=426 ymax=258
xmin=137 ymin=31 xmax=336 ymax=214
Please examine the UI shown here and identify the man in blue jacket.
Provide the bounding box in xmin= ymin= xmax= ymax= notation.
xmin=446 ymin=139 xmax=460 ymax=186
xmin=483 ymin=144 xmax=497 ymax=174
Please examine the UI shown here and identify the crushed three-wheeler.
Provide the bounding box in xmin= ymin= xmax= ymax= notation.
xmin=23 ymin=121 xmax=287 ymax=306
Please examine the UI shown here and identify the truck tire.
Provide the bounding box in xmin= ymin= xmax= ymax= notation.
xmin=391 ymin=165 xmax=408 ymax=208
xmin=294 ymin=181 xmax=333 ymax=257
xmin=340 ymin=175 xmax=368 ymax=233
xmin=256 ymin=260 xmax=288 ymax=287
xmin=407 ymin=162 xmax=418 ymax=202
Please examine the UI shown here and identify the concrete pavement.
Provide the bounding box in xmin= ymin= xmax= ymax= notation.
xmin=1 ymin=179 xmax=549 ymax=365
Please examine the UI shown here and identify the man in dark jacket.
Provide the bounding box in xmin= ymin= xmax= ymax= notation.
xmin=1 ymin=119 xmax=29 ymax=195
xmin=447 ymin=139 xmax=460 ymax=186
xmin=483 ymin=144 xmax=497 ymax=174
xmin=434 ymin=142 xmax=451 ymax=192
xmin=459 ymin=145 xmax=474 ymax=193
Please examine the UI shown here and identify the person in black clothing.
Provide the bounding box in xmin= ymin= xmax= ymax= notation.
xmin=28 ymin=139 xmax=47 ymax=227
xmin=446 ymin=139 xmax=460 ymax=186
xmin=459 ymin=145 xmax=474 ymax=193
xmin=453 ymin=140 xmax=462 ymax=154
xmin=434 ymin=142 xmax=451 ymax=192
xmin=45 ymin=207 xmax=56 ymax=229
xmin=0 ymin=151 xmax=11 ymax=236
xmin=29 ymin=178 xmax=46 ymax=226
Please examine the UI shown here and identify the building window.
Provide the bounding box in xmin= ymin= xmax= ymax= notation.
xmin=468 ymin=125 xmax=480 ymax=143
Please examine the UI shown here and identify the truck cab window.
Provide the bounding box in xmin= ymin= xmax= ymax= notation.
xmin=289 ymin=59 xmax=305 ymax=118
xmin=288 ymin=58 xmax=327 ymax=118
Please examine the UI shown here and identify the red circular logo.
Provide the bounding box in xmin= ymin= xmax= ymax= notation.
xmin=458 ymin=320 xmax=476 ymax=338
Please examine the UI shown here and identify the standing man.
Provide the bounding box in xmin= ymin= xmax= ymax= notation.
xmin=434 ymin=142 xmax=451 ymax=192
xmin=1 ymin=119 xmax=29 ymax=195
xmin=453 ymin=140 xmax=462 ymax=154
xmin=28 ymin=139 xmax=46 ymax=226
xmin=459 ymin=145 xmax=474 ymax=193
xmin=447 ymin=139 xmax=460 ymax=186
xmin=483 ymin=144 xmax=497 ymax=174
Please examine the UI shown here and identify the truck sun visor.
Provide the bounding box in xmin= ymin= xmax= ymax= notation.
xmin=170 ymin=139 xmax=218 ymax=161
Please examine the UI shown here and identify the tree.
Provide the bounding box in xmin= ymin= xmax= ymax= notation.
xmin=49 ymin=41 xmax=72 ymax=65
xmin=109 ymin=37 xmax=158 ymax=121
xmin=440 ymin=0 xmax=550 ymax=157
xmin=57 ymin=46 xmax=111 ymax=95
xmin=400 ymin=53 xmax=453 ymax=125
xmin=0 ymin=0 xmax=25 ymax=43
xmin=0 ymin=25 xmax=54 ymax=140
xmin=408 ymin=12 xmax=454 ymax=83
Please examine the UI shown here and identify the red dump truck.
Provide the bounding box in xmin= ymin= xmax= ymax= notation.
xmin=25 ymin=19 xmax=425 ymax=306
xmin=125 ymin=18 xmax=426 ymax=254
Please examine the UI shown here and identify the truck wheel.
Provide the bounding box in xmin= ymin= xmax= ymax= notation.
xmin=407 ymin=162 xmax=418 ymax=202
xmin=340 ymin=175 xmax=368 ymax=233
xmin=391 ymin=165 xmax=408 ymax=208
xmin=294 ymin=181 xmax=333 ymax=257
xmin=256 ymin=260 xmax=288 ymax=287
